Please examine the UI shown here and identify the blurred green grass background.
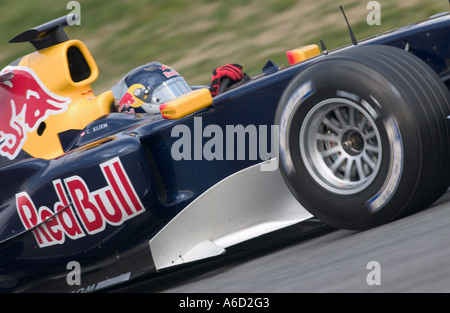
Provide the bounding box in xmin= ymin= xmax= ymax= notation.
xmin=0 ymin=0 xmax=448 ymax=93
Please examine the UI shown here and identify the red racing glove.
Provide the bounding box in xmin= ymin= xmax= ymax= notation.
xmin=209 ymin=63 xmax=244 ymax=97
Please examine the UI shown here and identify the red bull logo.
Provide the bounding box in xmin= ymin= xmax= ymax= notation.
xmin=15 ymin=157 xmax=145 ymax=248
xmin=118 ymin=91 xmax=137 ymax=113
xmin=161 ymin=65 xmax=180 ymax=78
xmin=0 ymin=66 xmax=71 ymax=160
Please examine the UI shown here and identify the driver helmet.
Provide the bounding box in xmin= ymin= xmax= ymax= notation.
xmin=111 ymin=61 xmax=192 ymax=113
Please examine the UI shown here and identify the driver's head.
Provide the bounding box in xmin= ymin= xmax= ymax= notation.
xmin=112 ymin=61 xmax=191 ymax=113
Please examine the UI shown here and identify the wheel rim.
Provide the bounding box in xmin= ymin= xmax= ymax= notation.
xmin=300 ymin=98 xmax=382 ymax=195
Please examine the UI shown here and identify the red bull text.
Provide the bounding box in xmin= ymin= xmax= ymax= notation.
xmin=15 ymin=157 xmax=145 ymax=248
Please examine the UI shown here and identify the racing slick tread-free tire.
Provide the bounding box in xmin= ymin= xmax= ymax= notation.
xmin=275 ymin=45 xmax=450 ymax=230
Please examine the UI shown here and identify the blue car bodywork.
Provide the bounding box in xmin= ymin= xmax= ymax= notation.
xmin=0 ymin=12 xmax=449 ymax=292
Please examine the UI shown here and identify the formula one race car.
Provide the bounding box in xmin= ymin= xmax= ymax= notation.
xmin=0 ymin=9 xmax=450 ymax=292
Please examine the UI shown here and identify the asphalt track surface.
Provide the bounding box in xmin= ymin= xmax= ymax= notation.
xmin=115 ymin=190 xmax=450 ymax=293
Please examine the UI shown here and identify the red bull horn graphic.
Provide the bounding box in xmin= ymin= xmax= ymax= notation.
xmin=0 ymin=66 xmax=71 ymax=160
xmin=118 ymin=91 xmax=137 ymax=113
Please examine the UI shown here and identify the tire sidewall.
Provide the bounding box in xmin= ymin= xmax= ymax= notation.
xmin=276 ymin=59 xmax=421 ymax=229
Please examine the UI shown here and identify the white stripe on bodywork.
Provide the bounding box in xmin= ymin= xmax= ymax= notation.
xmin=149 ymin=160 xmax=313 ymax=271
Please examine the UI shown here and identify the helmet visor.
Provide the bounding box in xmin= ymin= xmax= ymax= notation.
xmin=150 ymin=76 xmax=192 ymax=104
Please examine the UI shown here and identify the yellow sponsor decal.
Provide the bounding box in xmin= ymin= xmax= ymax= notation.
xmin=160 ymin=88 xmax=212 ymax=119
